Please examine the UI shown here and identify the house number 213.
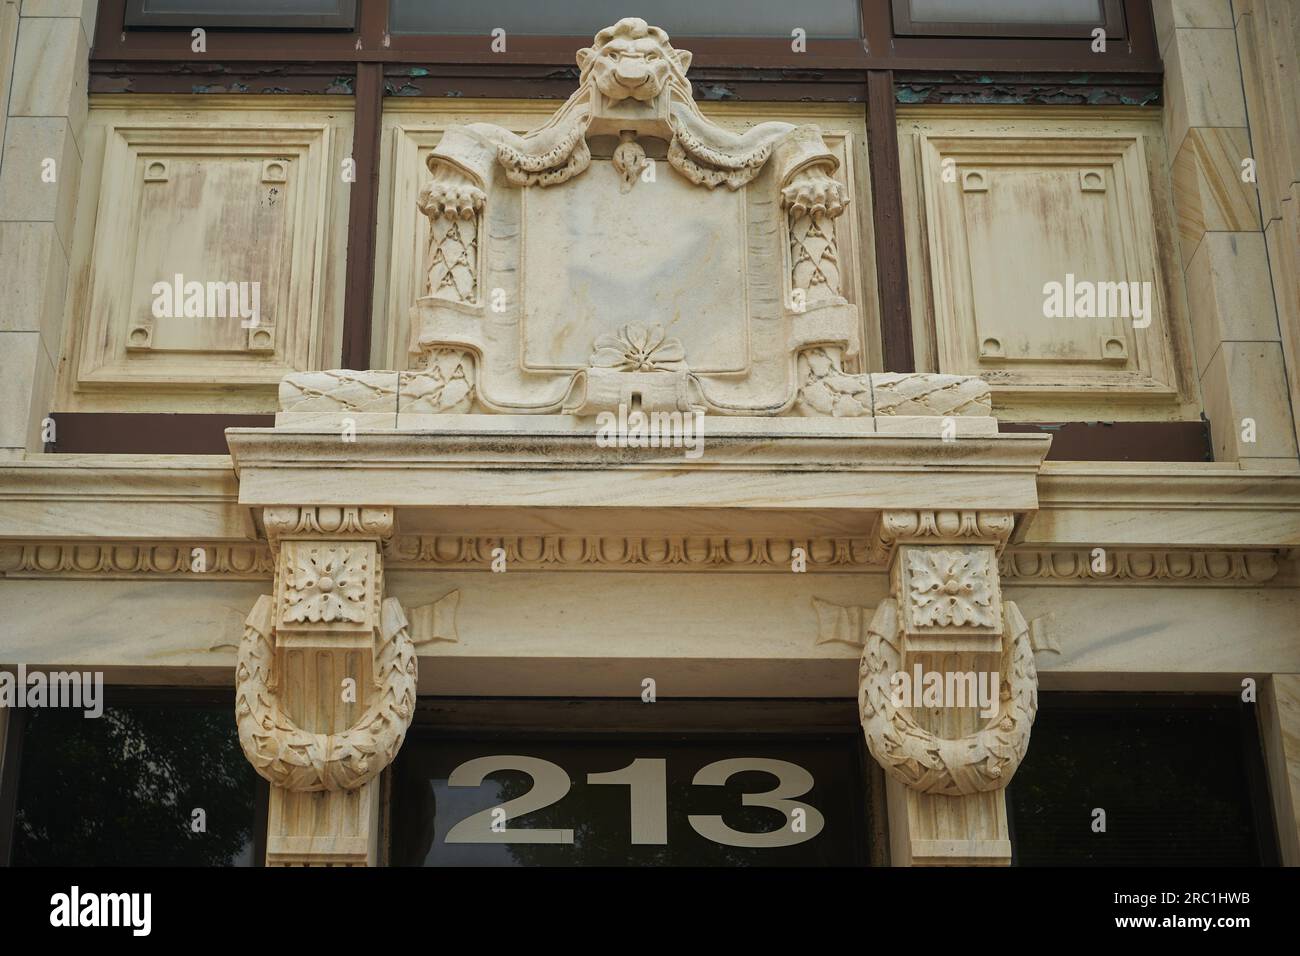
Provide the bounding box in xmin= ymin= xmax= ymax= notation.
xmin=444 ymin=756 xmax=826 ymax=847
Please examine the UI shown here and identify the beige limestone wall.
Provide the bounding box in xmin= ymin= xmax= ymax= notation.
xmin=1155 ymin=0 xmax=1300 ymax=466
xmin=0 ymin=0 xmax=93 ymax=457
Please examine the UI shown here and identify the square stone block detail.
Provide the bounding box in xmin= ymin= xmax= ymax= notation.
xmin=1201 ymin=341 xmax=1299 ymax=460
xmin=274 ymin=540 xmax=379 ymax=637
xmin=1185 ymin=232 xmax=1280 ymax=376
xmin=1172 ymin=127 xmax=1260 ymax=264
xmin=0 ymin=221 xmax=67 ymax=345
xmin=1164 ymin=27 xmax=1249 ymax=153
xmin=0 ymin=116 xmax=81 ymax=250
xmin=895 ymin=544 xmax=1003 ymax=651
xmin=9 ymin=16 xmax=87 ymax=145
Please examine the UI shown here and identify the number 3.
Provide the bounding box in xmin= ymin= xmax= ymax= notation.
xmin=687 ymin=758 xmax=825 ymax=847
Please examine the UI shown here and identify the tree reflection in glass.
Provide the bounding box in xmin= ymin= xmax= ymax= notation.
xmin=12 ymin=704 xmax=257 ymax=866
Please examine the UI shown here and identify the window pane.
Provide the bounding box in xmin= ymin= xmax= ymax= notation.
xmin=1009 ymin=695 xmax=1275 ymax=865
xmin=126 ymin=0 xmax=357 ymax=28
xmin=11 ymin=703 xmax=258 ymax=866
xmin=907 ymin=0 xmax=1103 ymax=24
xmin=392 ymin=732 xmax=869 ymax=865
xmin=389 ymin=0 xmax=861 ymax=38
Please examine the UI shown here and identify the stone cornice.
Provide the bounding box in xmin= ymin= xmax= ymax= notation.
xmin=225 ymin=426 xmax=1050 ymax=513
xmin=1000 ymin=548 xmax=1282 ymax=585
xmin=1024 ymin=463 xmax=1300 ymax=548
xmin=0 ymin=455 xmax=250 ymax=540
xmin=4 ymin=457 xmax=1300 ymax=557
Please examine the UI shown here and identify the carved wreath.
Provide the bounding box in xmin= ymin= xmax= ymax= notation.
xmin=858 ymin=598 xmax=1038 ymax=796
xmin=235 ymin=595 xmax=417 ymax=791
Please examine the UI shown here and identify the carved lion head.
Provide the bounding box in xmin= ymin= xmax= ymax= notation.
xmin=576 ymin=17 xmax=692 ymax=103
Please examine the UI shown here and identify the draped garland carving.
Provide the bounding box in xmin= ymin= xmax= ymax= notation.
xmin=858 ymin=597 xmax=1038 ymax=795
xmin=235 ymin=595 xmax=417 ymax=791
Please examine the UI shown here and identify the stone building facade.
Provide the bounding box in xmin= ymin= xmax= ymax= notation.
xmin=0 ymin=1 xmax=1298 ymax=867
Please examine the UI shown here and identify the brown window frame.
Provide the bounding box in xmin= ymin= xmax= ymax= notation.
xmin=891 ymin=0 xmax=1127 ymax=40
xmin=93 ymin=0 xmax=1159 ymax=72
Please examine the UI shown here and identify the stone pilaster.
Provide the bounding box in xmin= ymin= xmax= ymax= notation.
xmin=1157 ymin=0 xmax=1299 ymax=467
xmin=860 ymin=510 xmax=1037 ymax=866
xmin=236 ymin=506 xmax=415 ymax=866
xmin=1259 ymin=674 xmax=1300 ymax=865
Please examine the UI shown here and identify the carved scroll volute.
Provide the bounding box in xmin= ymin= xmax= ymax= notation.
xmin=236 ymin=507 xmax=414 ymax=866
xmin=860 ymin=510 xmax=1037 ymax=866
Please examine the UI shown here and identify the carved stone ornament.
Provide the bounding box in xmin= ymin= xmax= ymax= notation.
xmin=906 ymin=548 xmax=999 ymax=630
xmin=400 ymin=16 xmax=863 ymax=418
xmin=236 ymin=594 xmax=417 ymax=791
xmin=273 ymin=17 xmax=996 ymax=422
xmin=858 ymin=597 xmax=1038 ymax=796
xmin=235 ymin=506 xmax=418 ymax=810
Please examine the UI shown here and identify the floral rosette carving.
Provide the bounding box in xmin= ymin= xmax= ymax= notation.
xmin=907 ymin=548 xmax=998 ymax=629
xmin=282 ymin=546 xmax=369 ymax=625
xmin=590 ymin=323 xmax=686 ymax=372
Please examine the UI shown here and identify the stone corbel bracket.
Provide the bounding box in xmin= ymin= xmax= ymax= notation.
xmin=236 ymin=594 xmax=417 ymax=791
xmin=859 ymin=598 xmax=1038 ymax=796
xmin=859 ymin=508 xmax=1038 ymax=806
xmin=237 ymin=506 xmax=414 ymax=791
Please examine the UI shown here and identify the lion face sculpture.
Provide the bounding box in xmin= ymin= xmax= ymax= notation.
xmin=576 ymin=17 xmax=691 ymax=103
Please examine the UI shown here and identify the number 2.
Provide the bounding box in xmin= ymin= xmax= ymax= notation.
xmin=444 ymin=755 xmax=574 ymax=844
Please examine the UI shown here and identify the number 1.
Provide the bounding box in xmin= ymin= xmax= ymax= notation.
xmin=587 ymin=758 xmax=668 ymax=845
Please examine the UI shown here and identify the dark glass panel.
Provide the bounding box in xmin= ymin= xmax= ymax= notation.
xmin=11 ymin=703 xmax=256 ymax=866
xmin=389 ymin=1 xmax=861 ymax=38
xmin=1010 ymin=695 xmax=1276 ymax=866
xmin=126 ymin=0 xmax=357 ymax=29
xmin=392 ymin=733 xmax=869 ymax=866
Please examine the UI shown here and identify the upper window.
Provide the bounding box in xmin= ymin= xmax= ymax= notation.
xmin=387 ymin=0 xmax=862 ymax=38
xmin=125 ymin=0 xmax=358 ymax=29
xmin=892 ymin=0 xmax=1126 ymax=38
